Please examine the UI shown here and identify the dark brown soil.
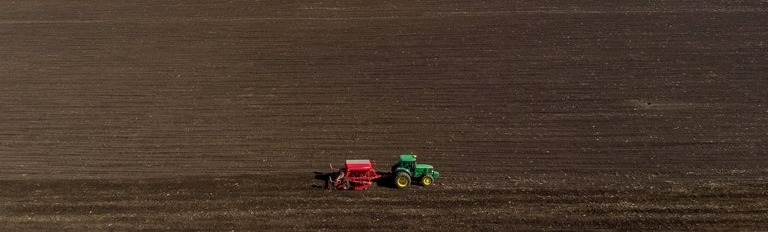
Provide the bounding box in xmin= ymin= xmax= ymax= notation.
xmin=1 ymin=0 xmax=767 ymax=230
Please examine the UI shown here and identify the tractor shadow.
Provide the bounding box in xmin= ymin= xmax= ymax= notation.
xmin=374 ymin=171 xmax=397 ymax=189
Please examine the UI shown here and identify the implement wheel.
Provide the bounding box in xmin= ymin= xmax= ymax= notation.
xmin=420 ymin=175 xmax=434 ymax=187
xmin=395 ymin=172 xmax=411 ymax=189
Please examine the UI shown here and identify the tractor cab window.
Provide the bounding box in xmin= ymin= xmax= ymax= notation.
xmin=402 ymin=161 xmax=414 ymax=170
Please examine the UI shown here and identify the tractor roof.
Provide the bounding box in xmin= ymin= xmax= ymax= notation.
xmin=399 ymin=154 xmax=417 ymax=162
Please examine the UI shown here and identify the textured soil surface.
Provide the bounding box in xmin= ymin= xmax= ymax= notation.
xmin=1 ymin=0 xmax=767 ymax=230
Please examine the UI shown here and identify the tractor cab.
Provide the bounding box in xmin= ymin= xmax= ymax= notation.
xmin=392 ymin=154 xmax=416 ymax=172
xmin=391 ymin=153 xmax=440 ymax=188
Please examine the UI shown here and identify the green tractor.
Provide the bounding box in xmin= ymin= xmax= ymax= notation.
xmin=391 ymin=154 xmax=440 ymax=188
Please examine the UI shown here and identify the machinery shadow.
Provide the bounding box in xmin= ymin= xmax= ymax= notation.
xmin=312 ymin=172 xmax=333 ymax=189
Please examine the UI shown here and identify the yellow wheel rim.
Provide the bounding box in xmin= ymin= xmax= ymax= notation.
xmin=423 ymin=177 xmax=432 ymax=186
xmin=396 ymin=177 xmax=408 ymax=187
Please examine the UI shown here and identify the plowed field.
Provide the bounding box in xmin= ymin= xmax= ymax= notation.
xmin=1 ymin=1 xmax=767 ymax=230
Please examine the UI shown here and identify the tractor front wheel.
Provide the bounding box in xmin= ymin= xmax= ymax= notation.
xmin=394 ymin=172 xmax=411 ymax=189
xmin=420 ymin=175 xmax=434 ymax=187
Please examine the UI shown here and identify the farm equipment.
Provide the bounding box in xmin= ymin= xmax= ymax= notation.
xmin=328 ymin=160 xmax=382 ymax=191
xmin=391 ymin=154 xmax=440 ymax=188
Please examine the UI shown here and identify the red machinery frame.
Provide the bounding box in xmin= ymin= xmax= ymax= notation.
xmin=329 ymin=160 xmax=381 ymax=190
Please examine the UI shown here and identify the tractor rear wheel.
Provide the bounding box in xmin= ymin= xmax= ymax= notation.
xmin=395 ymin=172 xmax=411 ymax=188
xmin=420 ymin=175 xmax=434 ymax=187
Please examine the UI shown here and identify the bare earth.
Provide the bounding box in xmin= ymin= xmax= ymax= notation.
xmin=1 ymin=0 xmax=767 ymax=230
